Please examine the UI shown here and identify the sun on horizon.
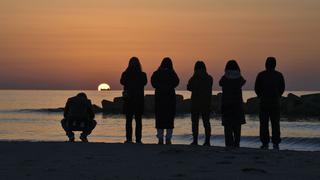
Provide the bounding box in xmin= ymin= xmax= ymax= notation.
xmin=98 ymin=83 xmax=111 ymax=91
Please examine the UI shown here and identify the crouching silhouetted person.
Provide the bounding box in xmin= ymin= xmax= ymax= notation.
xmin=151 ymin=57 xmax=179 ymax=145
xmin=61 ymin=93 xmax=97 ymax=142
xmin=255 ymin=57 xmax=285 ymax=150
xmin=187 ymin=61 xmax=213 ymax=146
xmin=219 ymin=60 xmax=246 ymax=148
xmin=121 ymin=57 xmax=147 ymax=144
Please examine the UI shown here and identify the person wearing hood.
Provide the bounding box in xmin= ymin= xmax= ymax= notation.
xmin=120 ymin=57 xmax=147 ymax=144
xmin=151 ymin=57 xmax=180 ymax=145
xmin=187 ymin=61 xmax=213 ymax=146
xmin=61 ymin=92 xmax=96 ymax=142
xmin=255 ymin=57 xmax=285 ymax=150
xmin=219 ymin=60 xmax=246 ymax=148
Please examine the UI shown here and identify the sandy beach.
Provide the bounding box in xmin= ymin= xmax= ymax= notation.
xmin=0 ymin=141 xmax=319 ymax=180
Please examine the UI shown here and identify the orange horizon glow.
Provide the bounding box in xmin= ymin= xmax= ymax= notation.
xmin=0 ymin=0 xmax=320 ymax=90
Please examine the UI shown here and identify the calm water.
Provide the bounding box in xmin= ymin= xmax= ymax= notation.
xmin=0 ymin=90 xmax=319 ymax=151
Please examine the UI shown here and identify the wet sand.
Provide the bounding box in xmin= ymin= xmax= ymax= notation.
xmin=0 ymin=141 xmax=319 ymax=180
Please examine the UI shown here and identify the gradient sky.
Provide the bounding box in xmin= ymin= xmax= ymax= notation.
xmin=0 ymin=0 xmax=320 ymax=90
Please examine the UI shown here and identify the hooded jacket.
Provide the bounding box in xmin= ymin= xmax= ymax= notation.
xmin=219 ymin=70 xmax=246 ymax=126
xmin=187 ymin=71 xmax=213 ymax=113
xmin=64 ymin=96 xmax=95 ymax=122
xmin=255 ymin=66 xmax=285 ymax=104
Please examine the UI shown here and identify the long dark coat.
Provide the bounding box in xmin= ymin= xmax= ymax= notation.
xmin=120 ymin=71 xmax=147 ymax=115
xmin=151 ymin=69 xmax=179 ymax=129
xmin=219 ymin=75 xmax=246 ymax=126
xmin=187 ymin=72 xmax=213 ymax=113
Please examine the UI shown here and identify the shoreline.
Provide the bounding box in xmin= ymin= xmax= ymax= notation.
xmin=10 ymin=109 xmax=320 ymax=120
xmin=1 ymin=140 xmax=319 ymax=152
xmin=0 ymin=141 xmax=319 ymax=180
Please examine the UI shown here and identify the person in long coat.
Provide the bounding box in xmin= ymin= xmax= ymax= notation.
xmin=151 ymin=57 xmax=179 ymax=145
xmin=187 ymin=61 xmax=213 ymax=146
xmin=120 ymin=57 xmax=147 ymax=144
xmin=219 ymin=60 xmax=246 ymax=148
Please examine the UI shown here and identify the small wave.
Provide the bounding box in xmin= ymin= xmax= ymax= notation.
xmin=0 ymin=108 xmax=64 ymax=113
xmin=21 ymin=108 xmax=64 ymax=113
xmin=173 ymin=135 xmax=320 ymax=151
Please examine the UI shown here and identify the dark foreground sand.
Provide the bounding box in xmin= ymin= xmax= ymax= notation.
xmin=0 ymin=141 xmax=319 ymax=180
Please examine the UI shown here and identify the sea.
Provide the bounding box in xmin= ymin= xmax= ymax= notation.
xmin=0 ymin=90 xmax=319 ymax=151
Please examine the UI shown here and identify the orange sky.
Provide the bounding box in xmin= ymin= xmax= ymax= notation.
xmin=0 ymin=0 xmax=320 ymax=90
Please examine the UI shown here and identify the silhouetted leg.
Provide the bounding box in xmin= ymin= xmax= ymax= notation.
xmin=259 ymin=106 xmax=270 ymax=146
xmin=125 ymin=113 xmax=133 ymax=142
xmin=166 ymin=129 xmax=173 ymax=144
xmin=135 ymin=113 xmax=142 ymax=143
xmin=61 ymin=119 xmax=74 ymax=139
xmin=81 ymin=120 xmax=97 ymax=138
xmin=224 ymin=125 xmax=233 ymax=147
xmin=157 ymin=129 xmax=164 ymax=144
xmin=191 ymin=112 xmax=200 ymax=144
xmin=202 ymin=112 xmax=211 ymax=145
xmin=233 ymin=124 xmax=241 ymax=148
xmin=270 ymin=105 xmax=281 ymax=145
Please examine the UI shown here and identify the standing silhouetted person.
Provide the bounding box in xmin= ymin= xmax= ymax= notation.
xmin=151 ymin=57 xmax=179 ymax=145
xmin=121 ymin=57 xmax=147 ymax=144
xmin=219 ymin=60 xmax=246 ymax=148
xmin=61 ymin=93 xmax=97 ymax=142
xmin=255 ymin=57 xmax=285 ymax=150
xmin=187 ymin=61 xmax=213 ymax=146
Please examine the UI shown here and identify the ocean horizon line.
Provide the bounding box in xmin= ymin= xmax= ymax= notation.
xmin=0 ymin=89 xmax=319 ymax=92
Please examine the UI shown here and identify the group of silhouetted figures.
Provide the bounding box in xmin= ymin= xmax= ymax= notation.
xmin=61 ymin=56 xmax=285 ymax=150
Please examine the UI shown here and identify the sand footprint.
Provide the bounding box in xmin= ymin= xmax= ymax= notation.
xmin=216 ymin=161 xmax=232 ymax=165
xmin=241 ymin=167 xmax=267 ymax=174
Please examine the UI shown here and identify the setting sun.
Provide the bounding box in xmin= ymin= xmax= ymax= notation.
xmin=98 ymin=83 xmax=111 ymax=91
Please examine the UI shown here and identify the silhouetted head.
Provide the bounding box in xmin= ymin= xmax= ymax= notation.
xmin=77 ymin=92 xmax=87 ymax=99
xmin=160 ymin=57 xmax=173 ymax=70
xmin=126 ymin=56 xmax=142 ymax=72
xmin=194 ymin=61 xmax=207 ymax=73
xmin=265 ymin=57 xmax=277 ymax=70
xmin=225 ymin=60 xmax=241 ymax=72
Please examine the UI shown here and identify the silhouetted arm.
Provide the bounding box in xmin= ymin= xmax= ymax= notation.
xmin=142 ymin=72 xmax=147 ymax=86
xmin=172 ymin=71 xmax=180 ymax=88
xmin=63 ymin=100 xmax=70 ymax=118
xmin=209 ymin=76 xmax=213 ymax=89
xmin=151 ymin=72 xmax=159 ymax=89
xmin=87 ymin=100 xmax=95 ymax=120
xmin=279 ymin=73 xmax=285 ymax=96
xmin=120 ymin=72 xmax=127 ymax=86
xmin=254 ymin=73 xmax=262 ymax=97
xmin=187 ymin=77 xmax=194 ymax=91
xmin=219 ymin=76 xmax=225 ymax=87
xmin=240 ymin=76 xmax=246 ymax=87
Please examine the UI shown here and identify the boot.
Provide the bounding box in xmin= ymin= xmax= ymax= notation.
xmin=190 ymin=135 xmax=198 ymax=145
xmin=165 ymin=139 xmax=172 ymax=145
xmin=68 ymin=137 xmax=75 ymax=142
xmin=158 ymin=138 xmax=164 ymax=145
xmin=203 ymin=137 xmax=211 ymax=147
xmin=260 ymin=144 xmax=269 ymax=150
xmin=203 ymin=130 xmax=211 ymax=146
xmin=80 ymin=135 xmax=89 ymax=143
xmin=190 ymin=140 xmax=198 ymax=146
